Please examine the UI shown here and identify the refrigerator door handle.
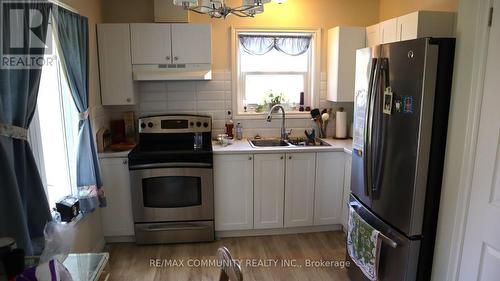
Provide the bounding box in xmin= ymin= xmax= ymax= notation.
xmin=371 ymin=58 xmax=390 ymax=195
xmin=364 ymin=59 xmax=380 ymax=197
xmin=349 ymin=202 xmax=398 ymax=248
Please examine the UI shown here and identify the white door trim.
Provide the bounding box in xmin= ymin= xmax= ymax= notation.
xmin=433 ymin=0 xmax=495 ymax=280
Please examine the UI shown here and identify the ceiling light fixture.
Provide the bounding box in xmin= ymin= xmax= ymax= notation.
xmin=173 ymin=0 xmax=274 ymax=18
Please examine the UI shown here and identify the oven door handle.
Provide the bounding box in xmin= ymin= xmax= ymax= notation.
xmin=140 ymin=224 xmax=210 ymax=232
xmin=129 ymin=162 xmax=213 ymax=169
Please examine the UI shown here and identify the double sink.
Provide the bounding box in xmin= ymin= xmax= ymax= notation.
xmin=248 ymin=138 xmax=331 ymax=148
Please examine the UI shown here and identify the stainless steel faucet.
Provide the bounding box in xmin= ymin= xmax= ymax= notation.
xmin=266 ymin=104 xmax=289 ymax=140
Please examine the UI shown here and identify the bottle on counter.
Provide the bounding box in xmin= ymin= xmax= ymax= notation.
xmin=235 ymin=122 xmax=243 ymax=140
xmin=225 ymin=110 xmax=234 ymax=139
xmin=299 ymin=92 xmax=305 ymax=112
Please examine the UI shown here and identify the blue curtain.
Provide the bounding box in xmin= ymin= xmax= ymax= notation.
xmin=53 ymin=7 xmax=103 ymax=212
xmin=0 ymin=1 xmax=53 ymax=255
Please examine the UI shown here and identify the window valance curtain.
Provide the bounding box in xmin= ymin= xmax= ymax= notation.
xmin=239 ymin=34 xmax=312 ymax=56
xmin=53 ymin=7 xmax=104 ymax=212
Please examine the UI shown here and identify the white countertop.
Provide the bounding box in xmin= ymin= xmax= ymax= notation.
xmin=97 ymin=139 xmax=353 ymax=158
xmin=212 ymin=138 xmax=353 ymax=155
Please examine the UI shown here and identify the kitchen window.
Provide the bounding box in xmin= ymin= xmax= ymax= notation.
xmin=29 ymin=36 xmax=80 ymax=208
xmin=232 ymin=28 xmax=321 ymax=116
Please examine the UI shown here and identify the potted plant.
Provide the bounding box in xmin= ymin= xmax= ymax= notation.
xmin=264 ymin=91 xmax=284 ymax=111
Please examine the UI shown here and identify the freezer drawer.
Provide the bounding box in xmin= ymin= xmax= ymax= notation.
xmin=347 ymin=195 xmax=420 ymax=281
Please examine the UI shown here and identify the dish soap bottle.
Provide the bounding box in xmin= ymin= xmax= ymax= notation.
xmin=235 ymin=122 xmax=243 ymax=140
xmin=225 ymin=110 xmax=234 ymax=139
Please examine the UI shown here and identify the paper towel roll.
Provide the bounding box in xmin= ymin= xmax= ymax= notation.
xmin=336 ymin=111 xmax=348 ymax=139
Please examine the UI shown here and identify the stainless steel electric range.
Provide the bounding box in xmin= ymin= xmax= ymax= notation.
xmin=128 ymin=114 xmax=214 ymax=244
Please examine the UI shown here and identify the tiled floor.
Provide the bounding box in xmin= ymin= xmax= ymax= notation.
xmin=106 ymin=231 xmax=350 ymax=281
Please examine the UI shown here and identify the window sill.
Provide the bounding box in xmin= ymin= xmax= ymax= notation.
xmin=235 ymin=111 xmax=313 ymax=120
xmin=64 ymin=209 xmax=95 ymax=227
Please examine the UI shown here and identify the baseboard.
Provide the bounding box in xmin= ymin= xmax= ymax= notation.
xmin=104 ymin=235 xmax=136 ymax=243
xmin=215 ymin=224 xmax=342 ymax=238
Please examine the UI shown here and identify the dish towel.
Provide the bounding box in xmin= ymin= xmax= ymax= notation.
xmin=347 ymin=206 xmax=382 ymax=281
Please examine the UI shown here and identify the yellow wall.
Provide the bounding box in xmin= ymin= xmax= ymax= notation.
xmin=102 ymin=0 xmax=154 ymax=23
xmin=378 ymin=0 xmax=458 ymax=21
xmin=101 ymin=0 xmax=380 ymax=71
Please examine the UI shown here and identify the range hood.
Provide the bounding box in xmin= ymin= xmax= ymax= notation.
xmin=132 ymin=64 xmax=212 ymax=81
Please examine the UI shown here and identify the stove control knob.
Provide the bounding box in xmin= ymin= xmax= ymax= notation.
xmin=196 ymin=121 xmax=202 ymax=127
xmin=148 ymin=122 xmax=154 ymax=128
xmin=203 ymin=122 xmax=209 ymax=128
xmin=140 ymin=123 xmax=146 ymax=129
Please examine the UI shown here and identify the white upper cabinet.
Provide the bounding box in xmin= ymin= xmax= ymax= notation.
xmin=284 ymin=153 xmax=316 ymax=228
xmin=396 ymin=12 xmax=419 ymax=42
xmin=314 ymin=152 xmax=345 ymax=226
xmin=130 ymin=23 xmax=172 ymax=64
xmin=396 ymin=11 xmax=456 ymax=42
xmin=130 ymin=23 xmax=212 ymax=65
xmin=380 ymin=18 xmax=398 ymax=44
xmin=214 ymin=154 xmax=254 ymax=231
xmin=97 ymin=24 xmax=136 ymax=106
xmin=366 ymin=23 xmax=380 ymax=47
xmin=254 ymin=154 xmax=285 ymax=229
xmin=327 ymin=26 xmax=366 ymax=102
xmin=369 ymin=11 xmax=456 ymax=47
xmin=171 ymin=24 xmax=211 ymax=64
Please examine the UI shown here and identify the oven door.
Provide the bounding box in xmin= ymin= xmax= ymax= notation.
xmin=130 ymin=166 xmax=214 ymax=223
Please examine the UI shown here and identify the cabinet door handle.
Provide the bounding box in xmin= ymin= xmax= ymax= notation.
xmin=126 ymin=98 xmax=131 ymax=103
xmin=174 ymin=56 xmax=179 ymax=61
xmin=280 ymin=156 xmax=284 ymax=160
xmin=123 ymin=160 xmax=128 ymax=165
xmin=288 ymin=156 xmax=292 ymax=159
xmin=248 ymin=156 xmax=252 ymax=160
xmin=166 ymin=56 xmax=170 ymax=61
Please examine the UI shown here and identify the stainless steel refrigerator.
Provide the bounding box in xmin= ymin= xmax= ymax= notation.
xmin=348 ymin=38 xmax=455 ymax=281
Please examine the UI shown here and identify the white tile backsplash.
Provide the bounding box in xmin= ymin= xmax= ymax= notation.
xmin=168 ymin=91 xmax=196 ymax=101
xmin=166 ymin=101 xmax=197 ymax=111
xmin=197 ymin=90 xmax=225 ymax=101
xmin=123 ymin=70 xmax=354 ymax=139
xmin=140 ymin=101 xmax=167 ymax=112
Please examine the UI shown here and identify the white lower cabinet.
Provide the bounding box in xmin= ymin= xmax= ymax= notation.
xmin=314 ymin=152 xmax=345 ymax=226
xmin=214 ymin=151 xmax=349 ymax=233
xmin=284 ymin=153 xmax=316 ymax=227
xmin=253 ymin=153 xmax=285 ymax=229
xmin=214 ymin=154 xmax=254 ymax=231
xmin=99 ymin=157 xmax=135 ymax=237
xmin=342 ymin=154 xmax=352 ymax=231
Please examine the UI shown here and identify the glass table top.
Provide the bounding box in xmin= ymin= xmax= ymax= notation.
xmin=63 ymin=253 xmax=109 ymax=281
xmin=24 ymin=253 xmax=109 ymax=281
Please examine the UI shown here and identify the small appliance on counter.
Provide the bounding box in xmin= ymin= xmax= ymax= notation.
xmin=99 ymin=111 xmax=137 ymax=152
xmin=96 ymin=128 xmax=112 ymax=153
